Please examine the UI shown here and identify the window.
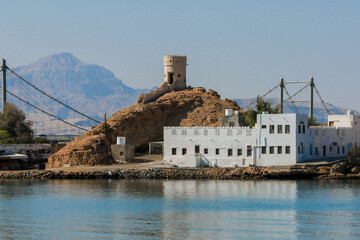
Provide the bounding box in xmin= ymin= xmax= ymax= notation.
xmin=204 ymin=148 xmax=208 ymax=154
xmin=286 ymin=146 xmax=290 ymax=154
xmin=172 ymin=148 xmax=177 ymax=155
xmin=315 ymin=147 xmax=318 ymax=155
xmin=262 ymin=125 xmax=267 ymax=129
xmin=278 ymin=125 xmax=283 ymax=134
xmin=228 ymin=149 xmax=233 ymax=157
xmin=247 ymin=146 xmax=252 ymax=156
xmin=216 ymin=148 xmax=220 ymax=155
xmin=182 ymin=148 xmax=187 ymax=155
xmin=237 ymin=149 xmax=242 ymax=156
xmin=270 ymin=146 xmax=274 ymax=154
xmin=269 ymin=125 xmax=275 ymax=134
xmin=195 ymin=145 xmax=200 ymax=154
xmin=302 ymin=125 xmax=305 ymax=134
xmin=310 ymin=144 xmax=313 ymax=155
xmin=278 ymin=146 xmax=282 ymax=154
xmin=301 ymin=143 xmax=304 ymax=154
xmin=337 ymin=146 xmax=340 ymax=154
xmin=298 ymin=146 xmax=301 ymax=154
xmin=262 ymin=147 xmax=266 ymax=154
xmin=298 ymin=125 xmax=301 ymax=134
xmin=342 ymin=146 xmax=345 ymax=154
xmin=285 ymin=125 xmax=290 ymax=134
xmin=242 ymin=159 xmax=246 ymax=165
xmin=120 ymin=151 xmax=124 ymax=156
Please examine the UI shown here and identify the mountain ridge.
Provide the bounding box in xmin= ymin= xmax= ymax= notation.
xmin=10 ymin=53 xmax=155 ymax=118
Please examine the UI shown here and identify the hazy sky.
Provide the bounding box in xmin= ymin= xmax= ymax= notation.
xmin=1 ymin=0 xmax=360 ymax=110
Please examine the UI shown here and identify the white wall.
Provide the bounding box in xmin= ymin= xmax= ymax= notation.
xmin=163 ymin=113 xmax=360 ymax=167
xmin=164 ymin=126 xmax=256 ymax=167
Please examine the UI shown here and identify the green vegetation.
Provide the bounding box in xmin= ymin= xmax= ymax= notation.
xmin=347 ymin=145 xmax=360 ymax=168
xmin=308 ymin=116 xmax=321 ymax=126
xmin=0 ymin=102 xmax=34 ymax=143
xmin=0 ymin=130 xmax=15 ymax=144
xmin=245 ymin=96 xmax=279 ymax=127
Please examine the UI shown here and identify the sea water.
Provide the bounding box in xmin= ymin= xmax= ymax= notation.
xmin=0 ymin=179 xmax=359 ymax=239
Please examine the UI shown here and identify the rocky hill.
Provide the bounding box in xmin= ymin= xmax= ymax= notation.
xmin=47 ymin=88 xmax=240 ymax=168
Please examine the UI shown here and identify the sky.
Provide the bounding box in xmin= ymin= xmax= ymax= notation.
xmin=1 ymin=0 xmax=360 ymax=110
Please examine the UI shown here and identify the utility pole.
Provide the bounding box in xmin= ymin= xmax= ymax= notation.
xmin=1 ymin=59 xmax=6 ymax=113
xmin=280 ymin=77 xmax=284 ymax=114
xmin=310 ymin=76 xmax=314 ymax=118
xmin=104 ymin=112 xmax=108 ymax=157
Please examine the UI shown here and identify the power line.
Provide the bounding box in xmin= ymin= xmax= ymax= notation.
xmin=7 ymin=67 xmax=100 ymax=123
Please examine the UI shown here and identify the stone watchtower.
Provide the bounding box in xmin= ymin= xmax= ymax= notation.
xmin=164 ymin=55 xmax=187 ymax=90
xmin=137 ymin=55 xmax=188 ymax=104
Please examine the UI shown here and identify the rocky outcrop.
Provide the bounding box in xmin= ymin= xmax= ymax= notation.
xmin=330 ymin=162 xmax=347 ymax=174
xmin=47 ymin=89 xmax=241 ymax=168
xmin=2 ymin=164 xmax=360 ymax=180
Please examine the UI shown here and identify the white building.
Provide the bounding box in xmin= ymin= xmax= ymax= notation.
xmin=163 ymin=110 xmax=359 ymax=167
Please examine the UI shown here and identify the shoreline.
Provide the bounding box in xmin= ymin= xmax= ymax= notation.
xmin=1 ymin=165 xmax=360 ymax=180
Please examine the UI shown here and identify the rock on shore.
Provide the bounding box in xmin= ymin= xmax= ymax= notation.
xmin=47 ymin=88 xmax=240 ymax=168
xmin=2 ymin=166 xmax=360 ymax=180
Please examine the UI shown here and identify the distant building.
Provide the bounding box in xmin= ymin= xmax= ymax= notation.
xmin=163 ymin=110 xmax=358 ymax=167
xmin=110 ymin=137 xmax=135 ymax=163
xmin=221 ymin=109 xmax=246 ymax=127
xmin=138 ymin=55 xmax=187 ymax=104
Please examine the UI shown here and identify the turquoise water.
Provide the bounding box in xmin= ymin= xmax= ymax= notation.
xmin=0 ymin=179 xmax=360 ymax=239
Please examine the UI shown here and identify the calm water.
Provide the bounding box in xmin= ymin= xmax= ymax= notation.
xmin=0 ymin=179 xmax=360 ymax=240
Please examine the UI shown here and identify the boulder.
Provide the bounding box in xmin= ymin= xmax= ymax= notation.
xmin=330 ymin=162 xmax=347 ymax=174
xmin=208 ymin=89 xmax=220 ymax=98
xmin=351 ymin=166 xmax=360 ymax=174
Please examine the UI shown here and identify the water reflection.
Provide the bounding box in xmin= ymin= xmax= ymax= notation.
xmin=0 ymin=179 xmax=359 ymax=239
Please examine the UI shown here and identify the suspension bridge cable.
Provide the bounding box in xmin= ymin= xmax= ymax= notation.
xmin=313 ymin=84 xmax=330 ymax=114
xmin=243 ymin=83 xmax=281 ymax=109
xmin=9 ymin=75 xmax=57 ymax=134
xmin=10 ymin=73 xmax=55 ymax=116
xmin=7 ymin=90 xmax=88 ymax=131
xmin=7 ymin=67 xmax=100 ymax=123
xmin=274 ymin=83 xmax=310 ymax=110
xmin=9 ymin=72 xmax=82 ymax=135
xmin=283 ymin=85 xmax=299 ymax=113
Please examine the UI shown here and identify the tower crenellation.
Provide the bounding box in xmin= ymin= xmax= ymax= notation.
xmin=164 ymin=55 xmax=187 ymax=90
xmin=138 ymin=55 xmax=187 ymax=104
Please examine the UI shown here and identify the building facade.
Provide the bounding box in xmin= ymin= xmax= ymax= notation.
xmin=163 ymin=111 xmax=359 ymax=167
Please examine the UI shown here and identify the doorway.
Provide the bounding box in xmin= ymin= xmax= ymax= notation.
xmin=323 ymin=145 xmax=326 ymax=157
xmin=169 ymin=73 xmax=174 ymax=84
xmin=195 ymin=145 xmax=200 ymax=154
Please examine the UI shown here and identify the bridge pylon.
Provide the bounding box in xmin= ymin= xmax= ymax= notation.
xmin=1 ymin=58 xmax=6 ymax=113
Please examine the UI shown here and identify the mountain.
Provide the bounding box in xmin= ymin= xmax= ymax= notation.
xmin=11 ymin=53 xmax=154 ymax=119
xmin=234 ymin=98 xmax=358 ymax=123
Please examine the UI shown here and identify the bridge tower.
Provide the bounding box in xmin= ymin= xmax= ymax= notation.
xmin=164 ymin=55 xmax=187 ymax=90
xmin=1 ymin=59 xmax=6 ymax=112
